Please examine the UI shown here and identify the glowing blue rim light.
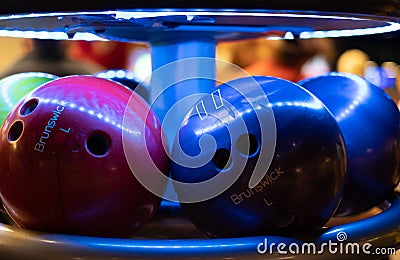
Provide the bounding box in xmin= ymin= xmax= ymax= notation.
xmin=0 ymin=30 xmax=107 ymax=41
xmin=115 ymin=11 xmax=400 ymax=39
xmin=0 ymin=10 xmax=398 ymax=40
xmin=0 ymin=10 xmax=370 ymax=21
xmin=113 ymin=10 xmax=373 ymax=21
xmin=298 ymin=22 xmax=400 ymax=39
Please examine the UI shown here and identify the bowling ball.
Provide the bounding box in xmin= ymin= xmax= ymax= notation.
xmin=0 ymin=72 xmax=57 ymax=124
xmin=298 ymin=72 xmax=400 ymax=216
xmin=0 ymin=75 xmax=169 ymax=237
xmin=94 ymin=69 xmax=149 ymax=102
xmin=170 ymin=76 xmax=346 ymax=238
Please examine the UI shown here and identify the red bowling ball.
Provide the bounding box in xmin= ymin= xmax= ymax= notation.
xmin=0 ymin=75 xmax=169 ymax=237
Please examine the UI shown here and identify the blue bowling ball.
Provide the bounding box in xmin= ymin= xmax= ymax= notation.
xmin=170 ymin=76 xmax=346 ymax=237
xmin=299 ymin=72 xmax=400 ymax=216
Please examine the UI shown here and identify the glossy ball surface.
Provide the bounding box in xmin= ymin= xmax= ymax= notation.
xmin=299 ymin=72 xmax=400 ymax=216
xmin=0 ymin=75 xmax=169 ymax=237
xmin=171 ymin=76 xmax=346 ymax=237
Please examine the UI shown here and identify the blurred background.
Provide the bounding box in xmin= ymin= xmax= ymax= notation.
xmin=1 ymin=34 xmax=398 ymax=106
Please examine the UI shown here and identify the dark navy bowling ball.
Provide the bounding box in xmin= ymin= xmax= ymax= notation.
xmin=170 ymin=76 xmax=346 ymax=237
xmin=299 ymin=72 xmax=400 ymax=216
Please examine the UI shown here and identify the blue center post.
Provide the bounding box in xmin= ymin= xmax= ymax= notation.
xmin=149 ymin=39 xmax=217 ymax=200
xmin=150 ymin=39 xmax=217 ymax=147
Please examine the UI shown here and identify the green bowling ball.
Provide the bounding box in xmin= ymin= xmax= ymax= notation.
xmin=0 ymin=72 xmax=57 ymax=124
